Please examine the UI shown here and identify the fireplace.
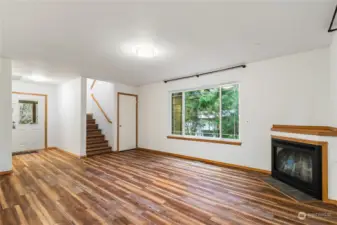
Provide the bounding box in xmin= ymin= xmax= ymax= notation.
xmin=272 ymin=138 xmax=323 ymax=200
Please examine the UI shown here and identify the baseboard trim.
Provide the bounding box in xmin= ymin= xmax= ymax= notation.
xmin=12 ymin=149 xmax=42 ymax=156
xmin=0 ymin=170 xmax=13 ymax=176
xmin=327 ymin=199 xmax=337 ymax=205
xmin=51 ymin=147 xmax=86 ymax=159
xmin=138 ymin=148 xmax=271 ymax=175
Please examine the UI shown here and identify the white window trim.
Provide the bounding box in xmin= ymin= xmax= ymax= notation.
xmin=219 ymin=86 xmax=222 ymax=138
xmin=182 ymin=91 xmax=185 ymax=136
xmin=168 ymin=134 xmax=241 ymax=143
xmin=169 ymin=82 xmax=240 ymax=142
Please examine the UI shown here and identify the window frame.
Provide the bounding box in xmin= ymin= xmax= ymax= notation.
xmin=169 ymin=82 xmax=241 ymax=143
xmin=19 ymin=100 xmax=39 ymax=124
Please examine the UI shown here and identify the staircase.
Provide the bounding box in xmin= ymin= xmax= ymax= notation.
xmin=86 ymin=114 xmax=112 ymax=157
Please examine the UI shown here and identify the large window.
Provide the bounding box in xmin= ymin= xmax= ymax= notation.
xmin=171 ymin=84 xmax=239 ymax=140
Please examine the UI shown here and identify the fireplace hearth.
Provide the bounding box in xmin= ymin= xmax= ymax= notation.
xmin=272 ymin=138 xmax=323 ymax=200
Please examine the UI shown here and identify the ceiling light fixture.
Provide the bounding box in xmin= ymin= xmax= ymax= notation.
xmin=26 ymin=75 xmax=51 ymax=82
xmin=133 ymin=45 xmax=157 ymax=58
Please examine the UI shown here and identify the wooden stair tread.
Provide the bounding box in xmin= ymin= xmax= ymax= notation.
xmin=87 ymin=136 xmax=105 ymax=141
xmin=87 ymin=131 xmax=102 ymax=135
xmin=87 ymin=128 xmax=101 ymax=132
xmin=87 ymin=134 xmax=104 ymax=138
xmin=87 ymin=139 xmax=105 ymax=144
xmin=86 ymin=149 xmax=112 ymax=156
xmin=85 ymin=114 xmax=112 ymax=157
xmin=87 ymin=126 xmax=98 ymax=129
xmin=87 ymin=146 xmax=111 ymax=152
xmin=87 ymin=148 xmax=111 ymax=152
xmin=87 ymin=131 xmax=101 ymax=134
xmin=87 ymin=140 xmax=108 ymax=145
xmin=87 ymin=142 xmax=109 ymax=149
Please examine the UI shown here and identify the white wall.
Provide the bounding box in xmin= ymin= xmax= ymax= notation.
xmin=80 ymin=77 xmax=87 ymax=156
xmin=87 ymin=78 xmax=114 ymax=147
xmin=0 ymin=58 xmax=12 ymax=172
xmin=86 ymin=79 xmax=93 ymax=114
xmin=12 ymin=80 xmax=59 ymax=148
xmin=58 ymin=77 xmax=87 ymax=156
xmin=330 ymin=33 xmax=337 ymax=127
xmin=138 ymin=48 xmax=330 ymax=172
xmin=328 ymin=32 xmax=337 ymax=201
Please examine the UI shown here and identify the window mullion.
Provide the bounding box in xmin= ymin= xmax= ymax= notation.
xmin=219 ymin=87 xmax=222 ymax=139
xmin=182 ymin=92 xmax=185 ymax=136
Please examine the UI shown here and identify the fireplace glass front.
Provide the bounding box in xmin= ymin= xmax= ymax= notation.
xmin=272 ymin=139 xmax=322 ymax=200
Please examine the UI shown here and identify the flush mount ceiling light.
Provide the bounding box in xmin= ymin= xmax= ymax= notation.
xmin=132 ymin=45 xmax=157 ymax=58
xmin=26 ymin=75 xmax=51 ymax=82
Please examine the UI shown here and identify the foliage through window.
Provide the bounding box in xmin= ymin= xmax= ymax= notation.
xmin=171 ymin=93 xmax=183 ymax=135
xmin=171 ymin=84 xmax=239 ymax=140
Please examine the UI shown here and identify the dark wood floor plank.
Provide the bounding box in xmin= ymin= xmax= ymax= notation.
xmin=0 ymin=149 xmax=335 ymax=225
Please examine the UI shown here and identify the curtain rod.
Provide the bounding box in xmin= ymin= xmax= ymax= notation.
xmin=163 ymin=64 xmax=246 ymax=83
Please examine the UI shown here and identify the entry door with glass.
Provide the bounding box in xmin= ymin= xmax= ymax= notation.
xmin=12 ymin=94 xmax=45 ymax=153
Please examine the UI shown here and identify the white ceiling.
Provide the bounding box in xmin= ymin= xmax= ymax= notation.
xmin=11 ymin=60 xmax=79 ymax=84
xmin=0 ymin=1 xmax=335 ymax=86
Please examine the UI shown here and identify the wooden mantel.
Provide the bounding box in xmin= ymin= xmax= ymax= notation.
xmin=271 ymin=125 xmax=337 ymax=137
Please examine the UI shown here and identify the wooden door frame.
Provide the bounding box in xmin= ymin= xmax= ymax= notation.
xmin=117 ymin=92 xmax=138 ymax=152
xmin=12 ymin=92 xmax=48 ymax=149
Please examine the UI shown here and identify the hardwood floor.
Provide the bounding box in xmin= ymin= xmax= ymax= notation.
xmin=1 ymin=149 xmax=337 ymax=225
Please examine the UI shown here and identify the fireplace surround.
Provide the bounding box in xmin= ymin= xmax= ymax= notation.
xmin=272 ymin=138 xmax=323 ymax=200
xmin=270 ymin=124 xmax=331 ymax=203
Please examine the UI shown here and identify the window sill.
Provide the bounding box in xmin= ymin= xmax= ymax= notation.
xmin=167 ymin=135 xmax=242 ymax=146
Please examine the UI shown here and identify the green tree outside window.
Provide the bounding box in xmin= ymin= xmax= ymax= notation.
xmin=171 ymin=84 xmax=239 ymax=140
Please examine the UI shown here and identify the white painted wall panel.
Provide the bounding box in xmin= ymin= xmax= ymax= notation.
xmin=0 ymin=58 xmax=12 ymax=171
xmin=58 ymin=77 xmax=86 ymax=156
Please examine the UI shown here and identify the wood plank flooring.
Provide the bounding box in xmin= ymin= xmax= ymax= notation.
xmin=1 ymin=149 xmax=337 ymax=225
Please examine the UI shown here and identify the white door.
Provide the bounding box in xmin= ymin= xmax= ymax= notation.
xmin=119 ymin=94 xmax=137 ymax=151
xmin=12 ymin=94 xmax=45 ymax=153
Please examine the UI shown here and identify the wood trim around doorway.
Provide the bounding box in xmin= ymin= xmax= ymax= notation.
xmin=12 ymin=92 xmax=48 ymax=149
xmin=117 ymin=92 xmax=138 ymax=152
